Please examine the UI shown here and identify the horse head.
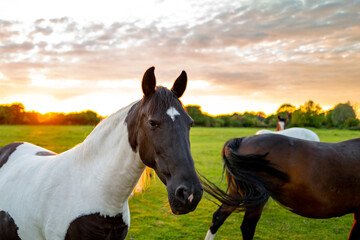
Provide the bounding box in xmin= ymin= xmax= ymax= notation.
xmin=277 ymin=116 xmax=287 ymax=131
xmin=126 ymin=67 xmax=203 ymax=214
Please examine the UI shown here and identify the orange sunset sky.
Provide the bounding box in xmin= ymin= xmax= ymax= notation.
xmin=0 ymin=0 xmax=359 ymax=116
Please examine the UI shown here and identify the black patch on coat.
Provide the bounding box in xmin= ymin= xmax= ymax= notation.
xmin=65 ymin=212 xmax=128 ymax=240
xmin=0 ymin=211 xmax=21 ymax=240
xmin=0 ymin=142 xmax=23 ymax=169
xmin=35 ymin=151 xmax=57 ymax=156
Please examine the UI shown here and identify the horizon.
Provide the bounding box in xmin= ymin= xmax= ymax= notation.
xmin=1 ymin=0 xmax=359 ymax=116
xmin=0 ymin=100 xmax=352 ymax=118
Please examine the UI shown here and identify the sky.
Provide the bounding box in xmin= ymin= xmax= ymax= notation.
xmin=0 ymin=0 xmax=359 ymax=116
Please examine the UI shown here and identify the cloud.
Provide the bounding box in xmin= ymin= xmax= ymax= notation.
xmin=0 ymin=0 xmax=359 ymax=114
xmin=0 ymin=20 xmax=19 ymax=40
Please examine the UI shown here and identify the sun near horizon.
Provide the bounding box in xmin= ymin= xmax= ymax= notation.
xmin=0 ymin=71 xmax=346 ymax=117
xmin=0 ymin=91 xmax=337 ymax=118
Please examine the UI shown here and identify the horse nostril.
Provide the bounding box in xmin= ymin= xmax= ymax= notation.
xmin=175 ymin=185 xmax=190 ymax=204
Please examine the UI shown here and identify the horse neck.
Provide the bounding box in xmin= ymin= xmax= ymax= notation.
xmin=70 ymin=102 xmax=145 ymax=214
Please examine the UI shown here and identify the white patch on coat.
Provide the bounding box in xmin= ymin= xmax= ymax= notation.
xmin=0 ymin=101 xmax=145 ymax=240
xmin=166 ymin=107 xmax=180 ymax=121
xmin=205 ymin=230 xmax=216 ymax=240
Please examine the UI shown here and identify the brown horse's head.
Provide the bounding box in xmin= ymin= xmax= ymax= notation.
xmin=277 ymin=116 xmax=287 ymax=131
xmin=126 ymin=67 xmax=203 ymax=214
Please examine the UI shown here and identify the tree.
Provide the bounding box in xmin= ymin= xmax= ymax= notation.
xmin=185 ymin=105 xmax=208 ymax=126
xmin=23 ymin=111 xmax=40 ymax=124
xmin=331 ymin=102 xmax=356 ymax=127
xmin=256 ymin=111 xmax=266 ymax=121
xmin=0 ymin=106 xmax=8 ymax=124
xmin=65 ymin=111 xmax=100 ymax=125
xmin=264 ymin=114 xmax=278 ymax=128
xmin=344 ymin=118 xmax=359 ymax=128
xmin=291 ymin=100 xmax=325 ymax=127
xmin=0 ymin=103 xmax=101 ymax=125
xmin=325 ymin=109 xmax=334 ymax=127
xmin=277 ymin=103 xmax=296 ymax=113
xmin=0 ymin=103 xmax=26 ymax=124
xmin=217 ymin=115 xmax=231 ymax=127
xmin=276 ymin=103 xmax=296 ymax=118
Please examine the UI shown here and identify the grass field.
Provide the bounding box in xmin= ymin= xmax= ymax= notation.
xmin=1 ymin=125 xmax=360 ymax=239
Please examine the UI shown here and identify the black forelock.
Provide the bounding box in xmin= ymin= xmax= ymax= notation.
xmin=146 ymin=86 xmax=181 ymax=116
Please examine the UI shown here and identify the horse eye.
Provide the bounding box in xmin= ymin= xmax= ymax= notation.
xmin=148 ymin=120 xmax=159 ymax=128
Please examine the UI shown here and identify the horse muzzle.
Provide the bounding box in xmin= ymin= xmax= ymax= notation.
xmin=167 ymin=182 xmax=203 ymax=215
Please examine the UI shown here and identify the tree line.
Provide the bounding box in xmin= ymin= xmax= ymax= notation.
xmin=0 ymin=103 xmax=101 ymax=125
xmin=0 ymin=101 xmax=359 ymax=129
xmin=185 ymin=100 xmax=360 ymax=129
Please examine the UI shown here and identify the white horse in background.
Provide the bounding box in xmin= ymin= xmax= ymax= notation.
xmin=256 ymin=116 xmax=320 ymax=142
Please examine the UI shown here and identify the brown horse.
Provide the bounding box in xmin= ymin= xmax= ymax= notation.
xmin=276 ymin=116 xmax=287 ymax=131
xmin=203 ymin=134 xmax=360 ymax=240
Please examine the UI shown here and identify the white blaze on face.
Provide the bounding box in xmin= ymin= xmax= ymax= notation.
xmin=278 ymin=121 xmax=285 ymax=130
xmin=166 ymin=107 xmax=180 ymax=121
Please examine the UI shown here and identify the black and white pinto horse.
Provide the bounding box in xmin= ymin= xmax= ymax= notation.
xmin=0 ymin=67 xmax=203 ymax=240
xmin=256 ymin=116 xmax=320 ymax=142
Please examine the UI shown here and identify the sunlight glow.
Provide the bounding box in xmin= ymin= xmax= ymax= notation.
xmin=187 ymin=80 xmax=211 ymax=89
xmin=6 ymin=94 xmax=58 ymax=114
xmin=96 ymin=79 xmax=139 ymax=89
xmin=30 ymin=74 xmax=82 ymax=88
xmin=54 ymin=92 xmax=142 ymax=116
xmin=5 ymin=90 xmax=142 ymax=116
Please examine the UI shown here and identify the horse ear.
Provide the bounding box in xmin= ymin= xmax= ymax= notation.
xmin=142 ymin=67 xmax=156 ymax=97
xmin=171 ymin=71 xmax=187 ymax=98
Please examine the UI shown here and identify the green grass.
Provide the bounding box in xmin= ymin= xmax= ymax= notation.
xmin=1 ymin=126 xmax=359 ymax=239
xmin=0 ymin=125 xmax=93 ymax=153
